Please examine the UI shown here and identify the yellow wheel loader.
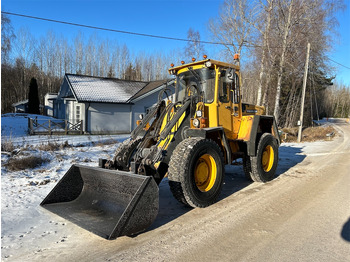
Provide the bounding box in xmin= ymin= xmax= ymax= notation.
xmin=41 ymin=56 xmax=280 ymax=240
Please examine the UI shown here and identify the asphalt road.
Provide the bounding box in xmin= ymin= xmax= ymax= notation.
xmin=16 ymin=119 xmax=350 ymax=262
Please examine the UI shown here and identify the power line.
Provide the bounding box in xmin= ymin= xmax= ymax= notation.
xmin=2 ymin=11 xmax=265 ymax=48
xmin=2 ymin=11 xmax=350 ymax=70
xmin=326 ymin=57 xmax=350 ymax=70
xmin=1 ymin=11 xmax=225 ymax=46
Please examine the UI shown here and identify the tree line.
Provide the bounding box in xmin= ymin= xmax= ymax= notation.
xmin=1 ymin=16 xmax=182 ymax=113
xmin=2 ymin=0 xmax=350 ymax=128
xmin=208 ymin=0 xmax=349 ymax=127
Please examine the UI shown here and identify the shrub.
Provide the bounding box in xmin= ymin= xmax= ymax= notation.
xmin=5 ymin=155 xmax=50 ymax=171
xmin=1 ymin=139 xmax=16 ymax=152
xmin=37 ymin=140 xmax=70 ymax=151
xmin=28 ymin=78 xmax=40 ymax=114
xmin=37 ymin=142 xmax=60 ymax=151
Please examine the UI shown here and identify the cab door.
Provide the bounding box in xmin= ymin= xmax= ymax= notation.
xmin=231 ymin=72 xmax=242 ymax=135
xmin=217 ymin=70 xmax=234 ymax=139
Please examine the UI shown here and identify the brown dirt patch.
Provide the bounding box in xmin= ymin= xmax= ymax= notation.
xmin=281 ymin=125 xmax=336 ymax=143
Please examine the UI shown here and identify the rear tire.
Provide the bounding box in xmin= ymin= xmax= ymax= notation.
xmin=250 ymin=133 xmax=278 ymax=182
xmin=168 ymin=137 xmax=225 ymax=208
xmin=243 ymin=155 xmax=253 ymax=181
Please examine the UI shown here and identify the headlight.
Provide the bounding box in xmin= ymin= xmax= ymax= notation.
xmin=196 ymin=110 xmax=202 ymax=117
xmin=193 ymin=118 xmax=200 ymax=128
xmin=205 ymin=61 xmax=212 ymax=67
xmin=139 ymin=114 xmax=144 ymax=120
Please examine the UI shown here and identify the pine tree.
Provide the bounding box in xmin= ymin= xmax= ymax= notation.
xmin=28 ymin=77 xmax=40 ymax=114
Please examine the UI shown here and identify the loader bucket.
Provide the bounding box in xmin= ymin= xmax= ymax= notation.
xmin=41 ymin=164 xmax=158 ymax=240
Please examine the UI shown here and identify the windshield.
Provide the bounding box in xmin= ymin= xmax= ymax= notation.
xmin=176 ymin=67 xmax=215 ymax=103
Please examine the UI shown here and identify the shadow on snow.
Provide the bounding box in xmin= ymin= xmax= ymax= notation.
xmin=147 ymin=143 xmax=306 ymax=232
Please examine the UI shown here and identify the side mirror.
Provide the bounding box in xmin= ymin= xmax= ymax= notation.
xmin=227 ymin=68 xmax=235 ymax=81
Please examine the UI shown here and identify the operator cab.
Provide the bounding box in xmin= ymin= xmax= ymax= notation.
xmin=175 ymin=67 xmax=216 ymax=103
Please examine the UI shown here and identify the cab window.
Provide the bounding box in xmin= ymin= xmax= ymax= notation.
xmin=219 ymin=70 xmax=231 ymax=103
xmin=233 ymin=73 xmax=240 ymax=104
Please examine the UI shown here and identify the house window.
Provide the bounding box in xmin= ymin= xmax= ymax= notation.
xmin=76 ymin=105 xmax=81 ymax=123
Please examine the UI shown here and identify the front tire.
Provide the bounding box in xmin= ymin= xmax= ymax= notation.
xmin=168 ymin=137 xmax=225 ymax=208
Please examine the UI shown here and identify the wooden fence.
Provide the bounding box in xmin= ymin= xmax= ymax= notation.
xmin=28 ymin=117 xmax=83 ymax=135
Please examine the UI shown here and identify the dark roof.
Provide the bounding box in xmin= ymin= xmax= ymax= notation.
xmin=131 ymin=80 xmax=169 ymax=100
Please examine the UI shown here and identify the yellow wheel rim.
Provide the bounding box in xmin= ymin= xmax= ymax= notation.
xmin=262 ymin=145 xmax=274 ymax=172
xmin=194 ymin=154 xmax=217 ymax=192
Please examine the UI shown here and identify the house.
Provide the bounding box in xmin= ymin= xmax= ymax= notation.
xmin=12 ymin=100 xmax=44 ymax=114
xmin=53 ymin=74 xmax=175 ymax=134
xmin=12 ymin=100 xmax=28 ymax=113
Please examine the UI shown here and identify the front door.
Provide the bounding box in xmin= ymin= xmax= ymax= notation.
xmin=232 ymin=72 xmax=242 ymax=135
xmin=217 ymin=70 xmax=234 ymax=139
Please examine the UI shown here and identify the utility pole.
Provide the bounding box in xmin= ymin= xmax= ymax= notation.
xmin=297 ymin=42 xmax=311 ymax=143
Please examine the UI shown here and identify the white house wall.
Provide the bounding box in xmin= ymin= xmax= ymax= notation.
xmin=44 ymin=94 xmax=57 ymax=117
xmin=45 ymin=100 xmax=54 ymax=116
xmin=88 ymin=103 xmax=132 ymax=134
xmin=62 ymin=100 xmax=85 ymax=131
xmin=65 ymin=100 xmax=73 ymax=122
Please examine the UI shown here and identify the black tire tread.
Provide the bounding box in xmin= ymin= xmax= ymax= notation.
xmin=242 ymin=155 xmax=253 ymax=181
xmin=168 ymin=137 xmax=203 ymax=206
xmin=250 ymin=133 xmax=278 ymax=183
xmin=168 ymin=137 xmax=224 ymax=208
xmin=168 ymin=181 xmax=189 ymax=205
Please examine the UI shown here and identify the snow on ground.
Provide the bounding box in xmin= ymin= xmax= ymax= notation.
xmin=1 ymin=114 xmax=131 ymax=260
xmin=1 ymin=113 xmax=44 ymax=137
xmin=1 ymin=115 xmax=342 ymax=261
xmin=1 ymin=142 xmax=121 ymax=253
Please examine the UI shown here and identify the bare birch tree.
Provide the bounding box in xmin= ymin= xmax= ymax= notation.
xmin=184 ymin=28 xmax=206 ymax=60
xmin=1 ymin=13 xmax=15 ymax=65
xmin=208 ymin=0 xmax=258 ymax=60
xmin=255 ymin=0 xmax=274 ymax=106
xmin=272 ymin=0 xmax=295 ymax=123
xmin=74 ymin=33 xmax=84 ymax=74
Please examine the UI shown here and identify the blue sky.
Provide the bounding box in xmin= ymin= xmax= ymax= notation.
xmin=2 ymin=0 xmax=350 ymax=85
xmin=332 ymin=2 xmax=350 ymax=86
xmin=2 ymin=0 xmax=222 ymax=55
